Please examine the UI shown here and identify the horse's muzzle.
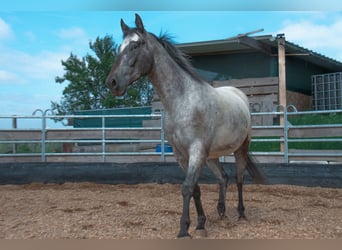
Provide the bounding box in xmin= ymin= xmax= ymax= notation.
xmin=106 ymin=77 xmax=124 ymax=96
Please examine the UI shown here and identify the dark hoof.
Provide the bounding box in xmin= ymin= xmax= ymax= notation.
xmin=194 ymin=229 xmax=208 ymax=238
xmin=177 ymin=232 xmax=192 ymax=239
xmin=238 ymin=214 xmax=248 ymax=221
xmin=217 ymin=203 xmax=226 ymax=218
xmin=219 ymin=213 xmax=227 ymax=220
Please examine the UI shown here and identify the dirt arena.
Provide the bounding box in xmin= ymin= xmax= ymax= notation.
xmin=0 ymin=183 xmax=341 ymax=239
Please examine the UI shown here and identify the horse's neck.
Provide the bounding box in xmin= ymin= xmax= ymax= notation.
xmin=148 ymin=48 xmax=195 ymax=113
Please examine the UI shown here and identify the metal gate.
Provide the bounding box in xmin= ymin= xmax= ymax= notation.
xmin=1 ymin=107 xmax=341 ymax=163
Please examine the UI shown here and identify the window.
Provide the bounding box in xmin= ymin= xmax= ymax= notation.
xmin=312 ymin=72 xmax=342 ymax=110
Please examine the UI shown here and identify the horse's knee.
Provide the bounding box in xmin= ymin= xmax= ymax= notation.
xmin=235 ymin=172 xmax=244 ymax=185
xmin=222 ymin=173 xmax=229 ymax=186
xmin=181 ymin=182 xmax=194 ymax=198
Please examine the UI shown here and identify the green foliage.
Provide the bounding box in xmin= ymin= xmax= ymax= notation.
xmin=250 ymin=112 xmax=342 ymax=152
xmin=288 ymin=112 xmax=342 ymax=125
xmin=51 ymin=35 xmax=153 ymax=116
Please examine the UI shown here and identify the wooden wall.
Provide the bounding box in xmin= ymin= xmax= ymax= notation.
xmin=152 ymin=77 xmax=279 ymax=125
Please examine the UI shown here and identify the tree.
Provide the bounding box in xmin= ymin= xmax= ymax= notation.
xmin=51 ymin=35 xmax=153 ymax=116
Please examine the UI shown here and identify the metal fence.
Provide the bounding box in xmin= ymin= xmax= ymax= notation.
xmin=0 ymin=107 xmax=341 ymax=163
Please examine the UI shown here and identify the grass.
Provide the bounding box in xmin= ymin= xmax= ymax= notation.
xmin=288 ymin=112 xmax=342 ymax=125
xmin=250 ymin=112 xmax=342 ymax=152
xmin=288 ymin=112 xmax=342 ymax=150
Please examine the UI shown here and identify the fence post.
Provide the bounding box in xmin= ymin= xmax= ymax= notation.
xmin=12 ymin=116 xmax=17 ymax=154
xmin=102 ymin=116 xmax=106 ymax=162
xmin=283 ymin=107 xmax=289 ymax=164
xmin=273 ymin=105 xmax=286 ymax=161
xmin=32 ymin=109 xmax=52 ymax=162
xmin=284 ymin=105 xmax=298 ymax=164
xmin=160 ymin=111 xmax=165 ymax=161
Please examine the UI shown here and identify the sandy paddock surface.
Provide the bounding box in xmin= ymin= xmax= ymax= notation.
xmin=0 ymin=182 xmax=341 ymax=239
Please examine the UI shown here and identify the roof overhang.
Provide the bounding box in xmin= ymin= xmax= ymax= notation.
xmin=176 ymin=35 xmax=342 ymax=72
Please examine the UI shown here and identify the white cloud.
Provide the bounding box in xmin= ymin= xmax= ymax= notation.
xmin=55 ymin=26 xmax=90 ymax=56
xmin=0 ymin=45 xmax=68 ymax=115
xmin=0 ymin=16 xmax=93 ymax=116
xmin=277 ymin=16 xmax=342 ymax=61
xmin=0 ymin=70 xmax=18 ymax=83
xmin=0 ymin=18 xmax=13 ymax=40
xmin=0 ymin=90 xmax=63 ymax=117
xmin=0 ymin=23 xmax=90 ymax=115
xmin=20 ymin=50 xmax=69 ymax=80
xmin=0 ymin=46 xmax=69 ymax=84
xmin=56 ymin=26 xmax=87 ymax=40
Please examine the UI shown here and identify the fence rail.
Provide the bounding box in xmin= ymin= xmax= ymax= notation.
xmin=1 ymin=107 xmax=341 ymax=163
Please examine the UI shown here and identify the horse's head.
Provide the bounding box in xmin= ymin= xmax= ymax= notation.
xmin=106 ymin=14 xmax=154 ymax=96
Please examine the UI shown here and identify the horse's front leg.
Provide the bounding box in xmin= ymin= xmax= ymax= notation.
xmin=178 ymin=179 xmax=193 ymax=238
xmin=193 ymin=183 xmax=207 ymax=237
xmin=177 ymin=145 xmax=207 ymax=238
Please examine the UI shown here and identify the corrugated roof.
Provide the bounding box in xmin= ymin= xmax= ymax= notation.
xmin=176 ymin=35 xmax=342 ymax=72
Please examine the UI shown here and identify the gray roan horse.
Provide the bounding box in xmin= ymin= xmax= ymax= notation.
xmin=106 ymin=14 xmax=265 ymax=238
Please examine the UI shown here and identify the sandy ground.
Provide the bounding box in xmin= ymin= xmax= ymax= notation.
xmin=0 ymin=183 xmax=341 ymax=239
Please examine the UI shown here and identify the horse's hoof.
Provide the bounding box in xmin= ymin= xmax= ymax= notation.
xmin=177 ymin=232 xmax=192 ymax=239
xmin=219 ymin=214 xmax=227 ymax=220
xmin=195 ymin=229 xmax=208 ymax=238
xmin=238 ymin=215 xmax=248 ymax=222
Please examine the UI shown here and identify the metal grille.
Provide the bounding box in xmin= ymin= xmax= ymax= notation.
xmin=312 ymin=72 xmax=342 ymax=110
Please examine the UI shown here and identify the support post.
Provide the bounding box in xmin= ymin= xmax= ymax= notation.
xmin=12 ymin=116 xmax=17 ymax=154
xmin=277 ymin=34 xmax=287 ymax=154
xmin=32 ymin=109 xmax=52 ymax=162
xmin=102 ymin=116 xmax=106 ymax=162
xmin=160 ymin=111 xmax=165 ymax=162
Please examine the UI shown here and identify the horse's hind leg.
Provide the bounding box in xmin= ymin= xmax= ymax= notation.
xmin=207 ymin=158 xmax=228 ymax=218
xmin=234 ymin=139 xmax=249 ymax=220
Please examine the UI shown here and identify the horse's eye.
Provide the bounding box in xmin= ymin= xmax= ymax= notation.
xmin=129 ymin=42 xmax=139 ymax=51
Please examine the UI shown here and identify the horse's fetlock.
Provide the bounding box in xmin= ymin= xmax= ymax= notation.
xmin=217 ymin=202 xmax=226 ymax=217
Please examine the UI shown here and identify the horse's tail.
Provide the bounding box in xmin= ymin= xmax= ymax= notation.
xmin=246 ymin=152 xmax=266 ymax=184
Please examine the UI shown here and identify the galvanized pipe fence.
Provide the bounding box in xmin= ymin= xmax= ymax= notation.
xmin=0 ymin=107 xmax=341 ymax=163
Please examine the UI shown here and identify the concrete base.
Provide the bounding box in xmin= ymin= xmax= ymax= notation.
xmin=0 ymin=162 xmax=341 ymax=188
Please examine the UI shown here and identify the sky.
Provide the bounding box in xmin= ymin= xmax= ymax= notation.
xmin=1 ymin=0 xmax=342 ymax=128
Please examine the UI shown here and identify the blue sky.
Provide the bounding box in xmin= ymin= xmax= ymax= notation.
xmin=1 ymin=1 xmax=342 ymax=128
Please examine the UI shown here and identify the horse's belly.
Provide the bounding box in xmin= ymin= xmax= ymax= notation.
xmin=208 ymin=142 xmax=239 ymax=158
xmin=208 ymin=150 xmax=233 ymax=159
xmin=208 ymin=126 xmax=248 ymax=158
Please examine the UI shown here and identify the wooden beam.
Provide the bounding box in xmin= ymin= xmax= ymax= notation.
xmin=278 ymin=37 xmax=287 ymax=110
xmin=237 ymin=36 xmax=273 ymax=55
xmin=212 ymin=77 xmax=279 ymax=88
xmin=278 ymin=36 xmax=287 ymax=153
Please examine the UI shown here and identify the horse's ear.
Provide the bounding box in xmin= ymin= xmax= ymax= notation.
xmin=120 ymin=19 xmax=130 ymax=35
xmin=135 ymin=13 xmax=145 ymax=33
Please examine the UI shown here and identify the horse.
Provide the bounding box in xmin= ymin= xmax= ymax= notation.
xmin=106 ymin=14 xmax=265 ymax=238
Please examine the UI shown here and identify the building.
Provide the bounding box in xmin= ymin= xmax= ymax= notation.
xmin=175 ymin=33 xmax=342 ymax=112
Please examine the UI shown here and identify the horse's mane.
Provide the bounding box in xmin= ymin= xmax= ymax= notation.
xmin=153 ymin=32 xmax=205 ymax=83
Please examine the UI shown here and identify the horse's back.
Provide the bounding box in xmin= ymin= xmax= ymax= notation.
xmin=213 ymin=86 xmax=250 ymax=122
xmin=215 ymin=86 xmax=249 ymax=108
